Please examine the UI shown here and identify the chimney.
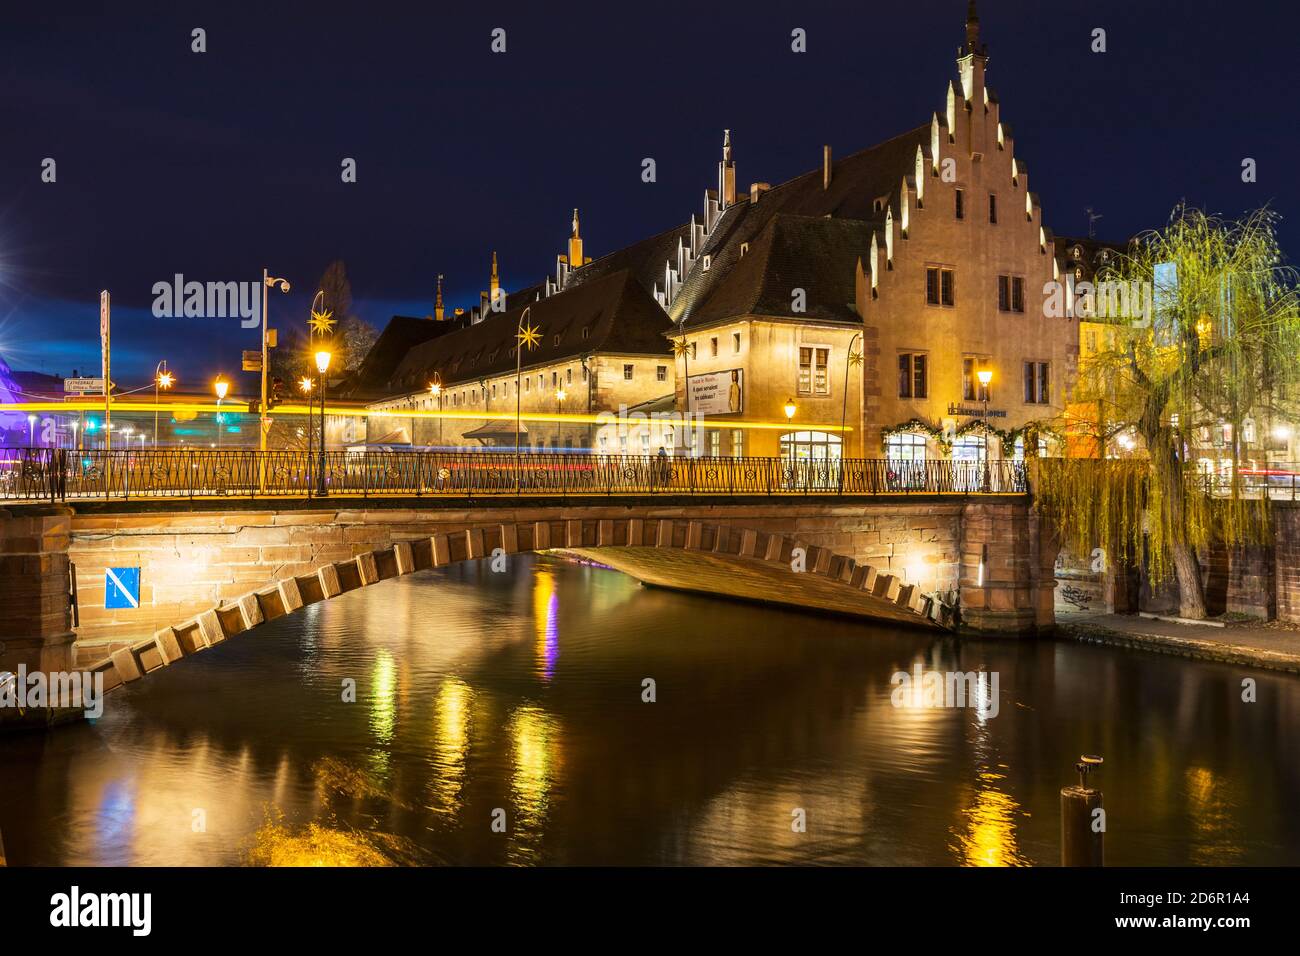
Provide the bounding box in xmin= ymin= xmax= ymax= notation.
xmin=750 ymin=182 xmax=770 ymax=203
xmin=823 ymin=145 xmax=832 ymax=190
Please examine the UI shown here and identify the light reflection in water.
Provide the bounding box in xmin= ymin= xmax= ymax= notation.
xmin=532 ymin=567 xmax=560 ymax=681
xmin=428 ymin=678 xmax=473 ymax=815
xmin=3 ymin=554 xmax=1295 ymax=866
xmin=508 ymin=705 xmax=561 ymax=863
xmin=368 ymin=649 xmax=398 ymax=776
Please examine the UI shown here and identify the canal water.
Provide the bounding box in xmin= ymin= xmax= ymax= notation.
xmin=3 ymin=554 xmax=1298 ymax=866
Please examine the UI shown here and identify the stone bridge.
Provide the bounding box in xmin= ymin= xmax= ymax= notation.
xmin=0 ymin=495 xmax=1057 ymax=717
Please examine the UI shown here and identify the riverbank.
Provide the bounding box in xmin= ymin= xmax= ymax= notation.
xmin=1060 ymin=611 xmax=1300 ymax=673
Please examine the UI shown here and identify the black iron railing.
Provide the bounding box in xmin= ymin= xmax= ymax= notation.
xmin=0 ymin=448 xmax=1031 ymax=501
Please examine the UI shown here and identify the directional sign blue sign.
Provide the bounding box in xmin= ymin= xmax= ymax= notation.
xmin=105 ymin=567 xmax=140 ymax=610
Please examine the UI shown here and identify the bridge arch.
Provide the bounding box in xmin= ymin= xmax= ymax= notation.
xmin=86 ymin=516 xmax=948 ymax=695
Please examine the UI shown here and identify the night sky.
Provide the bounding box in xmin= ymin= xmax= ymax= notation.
xmin=1 ymin=0 xmax=1296 ymax=389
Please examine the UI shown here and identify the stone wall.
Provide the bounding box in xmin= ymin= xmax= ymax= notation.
xmin=0 ymin=505 xmax=76 ymax=677
xmin=0 ymin=494 xmax=1051 ymax=676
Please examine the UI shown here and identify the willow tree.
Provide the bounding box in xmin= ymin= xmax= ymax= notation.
xmin=1040 ymin=206 xmax=1300 ymax=618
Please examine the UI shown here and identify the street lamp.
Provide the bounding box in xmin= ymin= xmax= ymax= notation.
xmin=783 ymin=398 xmax=797 ymax=421
xmin=68 ymin=420 xmax=79 ymax=451
xmin=214 ymin=377 xmax=229 ymax=449
xmin=977 ymin=367 xmax=993 ymax=491
xmin=839 ymin=332 xmax=863 ymax=490
xmin=155 ymin=361 xmax=174 ymax=448
xmin=315 ymin=350 xmax=332 ymax=497
xmin=429 ymin=379 xmax=443 ymax=448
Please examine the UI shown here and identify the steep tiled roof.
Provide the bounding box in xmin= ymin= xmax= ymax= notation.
xmin=387 ymin=269 xmax=673 ymax=393
xmin=563 ymin=222 xmax=694 ymax=299
xmin=343 ymin=315 xmax=465 ymax=400
xmin=677 ymin=214 xmax=873 ymax=328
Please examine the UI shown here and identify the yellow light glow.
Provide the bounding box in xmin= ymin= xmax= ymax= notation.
xmin=555 ymin=389 xmax=566 ymax=402
xmin=0 ymin=400 xmax=853 ymax=431
xmin=977 ymin=368 xmax=993 ymax=387
xmin=314 ymin=350 xmax=332 ymax=374
xmin=429 ymin=382 xmax=442 ymax=397
xmin=157 ymin=372 xmax=174 ymax=389
xmin=783 ymin=398 xmax=797 ymax=420
xmin=299 ymin=377 xmax=314 ymax=393
xmin=214 ymin=378 xmax=229 ymax=401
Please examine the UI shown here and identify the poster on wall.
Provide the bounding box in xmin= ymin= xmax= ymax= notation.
xmin=687 ymin=369 xmax=743 ymax=415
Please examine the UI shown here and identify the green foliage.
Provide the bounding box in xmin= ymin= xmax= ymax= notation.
xmin=1042 ymin=206 xmax=1298 ymax=591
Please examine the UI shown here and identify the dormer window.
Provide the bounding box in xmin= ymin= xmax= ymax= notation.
xmin=740 ymin=242 xmax=749 ymax=257
xmin=702 ymin=255 xmax=712 ymax=272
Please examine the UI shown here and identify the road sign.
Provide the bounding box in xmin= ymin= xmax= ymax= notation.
xmin=64 ymin=377 xmax=106 ymax=394
xmin=104 ymin=567 xmax=140 ymax=610
xmin=242 ymin=350 xmax=263 ymax=372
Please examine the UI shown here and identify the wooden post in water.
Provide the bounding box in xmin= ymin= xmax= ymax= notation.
xmin=1061 ymin=754 xmax=1104 ymax=866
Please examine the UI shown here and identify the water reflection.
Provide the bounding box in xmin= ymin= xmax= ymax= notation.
xmin=1 ymin=554 xmax=1297 ymax=866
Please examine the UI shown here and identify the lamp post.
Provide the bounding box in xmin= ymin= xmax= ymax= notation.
xmin=214 ymin=377 xmax=229 ymax=450
xmin=260 ymin=270 xmax=291 ymax=454
xmin=429 ymin=380 xmax=442 ymax=448
xmin=977 ymin=367 xmax=993 ymax=491
xmin=299 ymin=376 xmax=315 ymax=495
xmin=315 ymin=350 xmax=332 ymax=497
xmin=27 ymin=414 xmax=36 ymax=446
xmin=515 ymin=308 xmax=541 ymax=492
xmin=555 ymin=388 xmax=566 ymax=450
xmin=154 ymin=362 xmax=174 ymax=449
xmin=839 ymin=332 xmax=862 ymax=491
xmin=69 ymin=420 xmax=79 ymax=452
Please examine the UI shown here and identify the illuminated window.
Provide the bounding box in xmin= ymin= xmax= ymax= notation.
xmin=798 ymin=346 xmax=830 ymax=395
xmin=898 ymin=353 xmax=928 ymax=399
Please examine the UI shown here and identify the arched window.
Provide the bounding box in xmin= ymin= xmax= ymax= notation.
xmin=780 ymin=430 xmax=842 ymax=462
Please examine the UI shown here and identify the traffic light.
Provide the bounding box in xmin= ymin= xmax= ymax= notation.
xmin=268 ymin=377 xmax=286 ymax=410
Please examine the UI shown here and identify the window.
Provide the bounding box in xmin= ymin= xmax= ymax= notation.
xmin=955 ymin=188 xmax=965 ymax=220
xmin=732 ymin=332 xmax=741 ymax=353
xmin=962 ymin=357 xmax=990 ymax=401
xmin=798 ymin=346 xmax=830 ymax=395
xmin=702 ymin=255 xmax=712 ymax=272
xmin=989 ymin=193 xmax=997 ymax=224
xmin=656 ymin=365 xmax=667 ymax=382
xmin=709 ymin=431 xmax=721 ymax=456
xmin=740 ymin=242 xmax=749 ymax=257
xmin=779 ymin=430 xmax=842 ymax=463
xmin=731 ymin=428 xmax=743 ymax=457
xmin=899 ymin=353 xmax=928 ymax=399
xmin=998 ymin=275 xmax=1025 ymax=312
xmin=623 ymin=364 xmax=634 ymax=380
xmin=567 ymin=368 xmax=572 ymax=384
xmin=551 ymin=371 xmax=558 ymax=387
xmin=582 ymin=365 xmax=588 ymax=381
xmin=582 ymin=327 xmax=590 ymax=339
xmin=710 ymin=337 xmax=718 ymax=357
xmin=886 ymin=432 xmax=927 ymax=463
xmin=525 ymin=378 xmax=530 ymax=393
xmin=927 ymin=267 xmax=955 ymax=306
xmin=1024 ymin=361 xmax=1050 ymax=404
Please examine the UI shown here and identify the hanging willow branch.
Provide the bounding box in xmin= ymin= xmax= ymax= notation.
xmin=1038 ymin=205 xmax=1298 ymax=596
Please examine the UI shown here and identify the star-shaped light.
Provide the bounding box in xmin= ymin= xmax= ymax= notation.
xmin=309 ymin=308 xmax=336 ymax=336
xmin=516 ymin=320 xmax=541 ymax=351
xmin=672 ymin=338 xmax=691 ymax=358
xmin=848 ymin=349 xmax=864 ymax=368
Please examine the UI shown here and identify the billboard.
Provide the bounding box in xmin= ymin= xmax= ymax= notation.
xmin=688 ymin=369 xmax=743 ymax=415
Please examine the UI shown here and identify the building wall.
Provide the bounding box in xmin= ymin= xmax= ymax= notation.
xmin=858 ymin=53 xmax=1075 ymax=461
xmin=673 ymin=318 xmax=864 ymax=458
xmin=365 ymin=353 xmax=676 ymax=450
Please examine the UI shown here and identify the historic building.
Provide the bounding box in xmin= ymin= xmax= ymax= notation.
xmin=362 ymin=3 xmax=1081 ymax=464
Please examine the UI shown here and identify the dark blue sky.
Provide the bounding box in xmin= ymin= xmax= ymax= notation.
xmin=1 ymin=0 xmax=1295 ymax=389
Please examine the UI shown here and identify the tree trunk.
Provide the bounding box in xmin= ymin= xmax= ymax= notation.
xmin=1172 ymin=540 xmax=1207 ymax=619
